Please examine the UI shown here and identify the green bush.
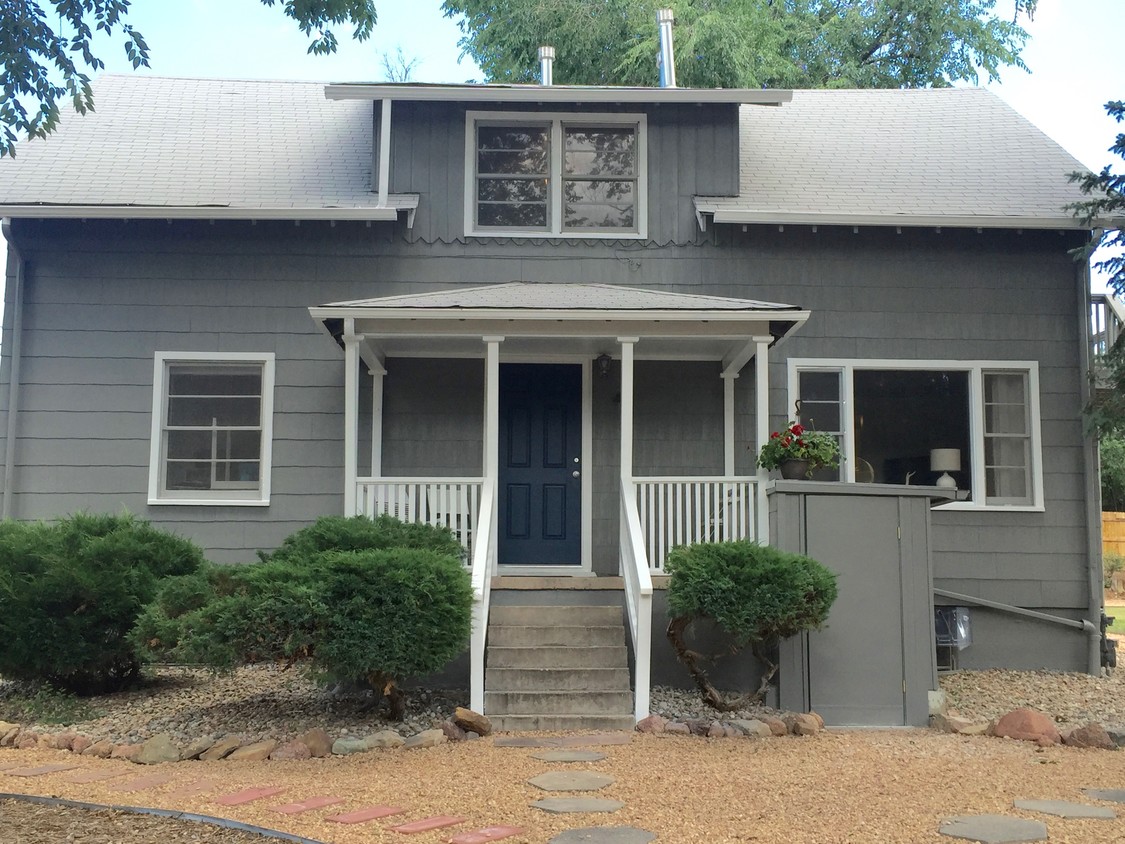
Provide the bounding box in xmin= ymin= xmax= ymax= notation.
xmin=135 ymin=517 xmax=472 ymax=719
xmin=1105 ymin=551 xmax=1125 ymax=591
xmin=1102 ymin=434 xmax=1125 ymax=512
xmin=665 ymin=540 xmax=838 ymax=708
xmin=0 ymin=513 xmax=204 ymax=694
xmin=262 ymin=514 xmax=463 ymax=563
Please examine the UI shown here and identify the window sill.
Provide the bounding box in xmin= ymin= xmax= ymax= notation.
xmin=466 ymin=229 xmax=646 ymax=241
xmin=148 ymin=498 xmax=270 ymax=507
xmin=932 ymin=501 xmax=1045 ymax=513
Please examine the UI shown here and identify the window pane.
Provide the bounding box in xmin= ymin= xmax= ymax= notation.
xmin=985 ymin=436 xmax=1028 ymax=469
xmin=168 ymin=367 xmax=260 ymax=397
xmin=797 ymin=401 xmax=840 ymax=432
xmin=799 ymin=371 xmax=840 ymax=402
xmin=477 ymin=202 xmax=548 ymax=228
xmin=478 ymin=178 xmax=547 ymax=203
xmin=478 ymin=126 xmax=548 ymax=154
xmin=985 ymin=404 xmax=1028 ymax=435
xmin=477 ymin=149 xmax=548 ymax=176
xmin=564 ymin=128 xmax=636 ymax=177
xmin=166 ymin=429 xmax=212 ymax=460
xmin=984 ymin=372 xmax=1026 ymax=405
xmin=215 ymin=461 xmax=260 ymax=484
xmin=987 ymin=467 xmax=1028 ymax=500
xmin=166 ymin=460 xmax=213 ymax=490
xmin=983 ymin=372 xmax=1032 ymax=504
xmin=167 ymin=396 xmax=261 ymax=427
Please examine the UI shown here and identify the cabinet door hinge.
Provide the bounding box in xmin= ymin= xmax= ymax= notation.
xmin=897 ymin=526 xmax=902 ymax=540
xmin=903 ymin=679 xmax=907 ymax=694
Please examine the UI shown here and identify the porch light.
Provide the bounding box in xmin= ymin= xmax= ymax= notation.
xmin=596 ymin=353 xmax=612 ymax=378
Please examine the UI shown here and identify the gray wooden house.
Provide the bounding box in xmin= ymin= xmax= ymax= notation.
xmin=0 ymin=68 xmax=1111 ymax=728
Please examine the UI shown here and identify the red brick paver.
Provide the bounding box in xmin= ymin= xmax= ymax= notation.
xmin=110 ymin=773 xmax=176 ymax=792
xmin=166 ymin=779 xmax=220 ymax=799
xmin=326 ymin=805 xmax=407 ymax=824
xmin=216 ymin=786 xmax=285 ymax=806
xmin=271 ymin=796 xmax=345 ymax=815
xmin=5 ymin=763 xmax=79 ymax=777
xmin=66 ymin=769 xmax=131 ymax=783
xmin=391 ymin=816 xmax=467 ymax=834
xmin=449 ymin=826 xmax=525 ymax=843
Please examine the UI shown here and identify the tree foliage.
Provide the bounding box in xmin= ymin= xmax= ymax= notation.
xmin=0 ymin=0 xmax=377 ymax=157
xmin=1069 ymin=100 xmax=1125 ymax=299
xmin=1101 ymin=433 xmax=1125 ymax=513
xmin=442 ymin=0 xmax=1036 ymax=89
xmin=664 ymin=540 xmax=837 ymax=709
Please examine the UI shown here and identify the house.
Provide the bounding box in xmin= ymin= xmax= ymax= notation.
xmin=0 ymin=62 xmax=1110 ymax=727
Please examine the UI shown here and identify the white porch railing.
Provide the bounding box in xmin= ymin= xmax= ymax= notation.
xmin=1092 ymin=292 xmax=1125 ymax=359
xmin=355 ymin=478 xmax=483 ymax=557
xmin=620 ymin=474 xmax=653 ymax=723
xmin=469 ymin=477 xmax=497 ymax=714
xmin=633 ymin=477 xmax=760 ymax=571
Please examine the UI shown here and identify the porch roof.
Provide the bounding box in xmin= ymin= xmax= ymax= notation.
xmin=310 ymin=282 xmax=809 ymax=369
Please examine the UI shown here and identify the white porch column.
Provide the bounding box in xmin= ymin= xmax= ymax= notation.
xmin=753 ymin=335 xmax=772 ymax=540
xmin=483 ymin=338 xmax=503 ymax=563
xmin=619 ymin=338 xmax=638 ymax=478
xmin=377 ymin=98 xmax=392 ymax=206
xmin=343 ymin=318 xmax=360 ymax=516
xmin=370 ymin=365 xmax=385 ymax=478
xmin=722 ymin=373 xmax=737 ymax=477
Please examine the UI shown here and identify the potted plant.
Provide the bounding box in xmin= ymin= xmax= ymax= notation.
xmin=757 ymin=421 xmax=841 ymax=479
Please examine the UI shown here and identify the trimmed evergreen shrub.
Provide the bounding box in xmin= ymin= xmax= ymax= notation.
xmin=0 ymin=513 xmax=205 ymax=694
xmin=135 ymin=517 xmax=472 ymax=719
xmin=665 ymin=540 xmax=838 ymax=708
xmin=262 ymin=514 xmax=463 ymax=563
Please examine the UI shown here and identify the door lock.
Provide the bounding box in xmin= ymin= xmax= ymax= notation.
xmin=572 ymin=470 xmax=581 ymax=479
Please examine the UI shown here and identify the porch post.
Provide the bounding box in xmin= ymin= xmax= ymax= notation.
xmin=483 ymin=336 xmax=503 ymax=571
xmin=343 ymin=318 xmax=360 ymax=516
xmin=753 ymin=335 xmax=772 ymax=541
xmin=370 ymin=365 xmax=385 ymax=478
xmin=722 ymin=373 xmax=737 ymax=477
xmin=619 ymin=338 xmax=638 ymax=477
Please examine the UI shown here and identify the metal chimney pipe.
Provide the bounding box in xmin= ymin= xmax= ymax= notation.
xmin=657 ymin=9 xmax=676 ymax=88
xmin=538 ymin=45 xmax=555 ymax=85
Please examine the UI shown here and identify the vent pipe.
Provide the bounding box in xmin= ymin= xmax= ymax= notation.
xmin=657 ymin=9 xmax=676 ymax=88
xmin=538 ymin=45 xmax=555 ymax=85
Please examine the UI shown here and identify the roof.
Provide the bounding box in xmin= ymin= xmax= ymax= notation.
xmin=324 ymin=81 xmax=791 ymax=106
xmin=0 ymin=75 xmax=415 ymax=220
xmin=322 ymin=282 xmax=802 ymax=313
xmin=694 ymin=88 xmax=1092 ymax=230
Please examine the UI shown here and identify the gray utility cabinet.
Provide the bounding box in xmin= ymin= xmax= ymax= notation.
xmin=770 ymin=481 xmax=951 ymax=726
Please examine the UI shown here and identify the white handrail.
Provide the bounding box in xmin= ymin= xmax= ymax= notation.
xmin=355 ymin=477 xmax=483 ymax=559
xmin=620 ymin=473 xmax=653 ymax=723
xmin=1091 ymin=293 xmax=1124 ymax=358
xmin=469 ymin=477 xmax=496 ymax=714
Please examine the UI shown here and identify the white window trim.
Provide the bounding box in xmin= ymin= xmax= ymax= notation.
xmin=148 ymin=351 xmax=275 ymax=507
xmin=463 ymin=109 xmax=648 ymax=240
xmin=786 ymin=358 xmax=1045 ymax=512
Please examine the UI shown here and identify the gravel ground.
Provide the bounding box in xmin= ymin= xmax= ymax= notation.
xmin=5 ymin=667 xmax=1125 ymax=841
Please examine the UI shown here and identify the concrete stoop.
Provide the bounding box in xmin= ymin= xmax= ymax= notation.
xmin=486 ymin=605 xmax=636 ymax=732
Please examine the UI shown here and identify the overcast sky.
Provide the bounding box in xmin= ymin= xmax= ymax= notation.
xmin=2 ymin=0 xmax=1122 ymax=288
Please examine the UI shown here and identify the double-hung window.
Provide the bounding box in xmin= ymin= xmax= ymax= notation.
xmin=788 ymin=360 xmax=1043 ymax=509
xmin=148 ymin=352 xmax=275 ymax=505
xmin=466 ymin=111 xmax=647 ymax=238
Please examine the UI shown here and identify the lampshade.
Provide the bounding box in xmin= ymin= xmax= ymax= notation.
xmin=930 ymin=448 xmax=961 ymax=472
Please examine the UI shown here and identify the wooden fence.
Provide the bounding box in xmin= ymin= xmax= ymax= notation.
xmin=1104 ymin=512 xmax=1125 ymax=557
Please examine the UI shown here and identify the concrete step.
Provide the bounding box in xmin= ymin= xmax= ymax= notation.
xmin=486 ymin=645 xmax=628 ymax=669
xmin=488 ymin=625 xmax=625 ymax=648
xmin=490 ymin=714 xmax=637 ymax=732
xmin=485 ymin=667 xmax=631 ymax=692
xmin=489 ymin=605 xmax=622 ymax=626
xmin=485 ymin=690 xmax=634 ymax=715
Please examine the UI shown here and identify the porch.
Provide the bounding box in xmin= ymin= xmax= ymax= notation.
xmin=309 ymin=283 xmax=810 ymax=723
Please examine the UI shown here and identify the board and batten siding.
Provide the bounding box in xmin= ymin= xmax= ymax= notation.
xmin=0 ymin=218 xmax=1094 ymax=670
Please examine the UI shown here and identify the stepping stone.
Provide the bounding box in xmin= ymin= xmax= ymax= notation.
xmin=529 ymin=771 xmax=616 ymax=792
xmin=109 ymin=773 xmax=176 ymax=792
xmin=1084 ymin=788 xmax=1125 ymax=803
xmin=5 ymin=763 xmax=79 ymax=777
xmin=271 ymin=796 xmax=346 ymax=815
xmin=534 ymin=751 xmax=608 ymax=763
xmin=449 ymin=826 xmax=525 ymax=844
xmin=0 ymin=762 xmax=20 ymax=771
xmin=216 ymin=786 xmax=285 ymax=806
xmin=326 ymin=805 xmax=407 ymax=824
xmin=939 ymin=815 xmax=1047 ymax=843
xmin=389 ymin=815 xmax=466 ymax=834
xmin=532 ymin=798 xmax=626 ymax=814
xmin=167 ymin=779 xmax=219 ymax=799
xmin=495 ymin=737 xmax=561 ymax=748
xmin=66 ymin=769 xmax=131 ymax=783
xmin=549 ymin=828 xmax=657 ymax=843
xmin=557 ymin=733 xmax=632 ymax=748
xmin=1014 ymin=799 xmax=1115 ymax=819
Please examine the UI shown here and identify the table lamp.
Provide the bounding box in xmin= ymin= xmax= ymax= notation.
xmin=930 ymin=448 xmax=961 ymax=489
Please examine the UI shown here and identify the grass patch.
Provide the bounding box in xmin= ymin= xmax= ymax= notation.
xmin=1108 ymin=614 xmax=1125 ymax=636
xmin=0 ymin=681 xmax=100 ymax=725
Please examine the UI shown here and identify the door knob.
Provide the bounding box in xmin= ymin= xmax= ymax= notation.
xmin=572 ymin=470 xmax=581 ymax=479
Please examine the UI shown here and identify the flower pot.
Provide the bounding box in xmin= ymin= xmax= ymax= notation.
xmin=780 ymin=458 xmax=810 ymax=480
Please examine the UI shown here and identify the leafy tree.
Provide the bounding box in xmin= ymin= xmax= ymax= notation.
xmin=664 ymin=540 xmax=837 ymax=709
xmin=0 ymin=0 xmax=377 ymax=157
xmin=1070 ymin=100 xmax=1125 ymax=298
xmin=443 ymin=0 xmax=1036 ymax=89
xmin=1102 ymin=433 xmax=1125 ymax=512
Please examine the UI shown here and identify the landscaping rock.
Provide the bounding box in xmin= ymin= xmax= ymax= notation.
xmin=137 ymin=733 xmax=181 ymax=765
xmin=83 ymin=740 xmax=115 ymax=758
xmin=269 ymin=739 xmax=311 ymax=761
xmin=69 ymin=735 xmax=92 ymax=755
xmin=992 ymin=708 xmax=1060 ymax=746
xmin=332 ymin=737 xmax=371 ymax=756
xmin=1063 ymin=722 xmax=1115 ymax=750
xmin=297 ymin=728 xmax=332 ymax=757
xmin=809 ymin=711 xmax=825 ymax=729
xmin=0 ymin=724 xmax=20 ymax=746
xmin=706 ymin=722 xmax=727 ymax=738
xmin=635 ymin=714 xmax=667 ymax=734
xmin=364 ymin=729 xmax=405 ymax=749
xmin=685 ymin=719 xmax=710 ymax=736
xmin=111 ymin=744 xmax=142 ymax=761
xmin=763 ymin=717 xmax=788 ymax=736
xmin=932 ymin=714 xmax=991 ymax=736
xmin=730 ymin=719 xmax=772 ymax=738
xmin=790 ymin=714 xmax=821 ymax=736
xmin=403 ymin=729 xmax=446 ymax=749
xmin=36 ymin=734 xmax=54 ymax=750
xmin=16 ymin=734 xmax=38 ymax=750
xmin=226 ymin=739 xmax=278 ymax=761
xmin=54 ymin=732 xmax=78 ymax=751
xmin=664 ymin=722 xmax=690 ymax=735
xmin=199 ymin=736 xmax=241 ymax=761
xmin=441 ymin=720 xmax=467 ymax=741
xmin=181 ymin=736 xmax=215 ymax=761
xmin=453 ymin=707 xmax=492 ymax=736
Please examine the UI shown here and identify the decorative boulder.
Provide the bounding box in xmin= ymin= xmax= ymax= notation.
xmin=635 ymin=714 xmax=667 ymax=734
xmin=763 ymin=717 xmax=788 ymax=737
xmin=83 ymin=740 xmax=115 ymax=758
xmin=69 ymin=735 xmax=93 ymax=755
xmin=137 ymin=733 xmax=181 ymax=765
xmin=181 ymin=736 xmax=216 ymax=761
xmin=453 ymin=707 xmax=492 ymax=736
xmin=441 ymin=720 xmax=467 ymax=741
xmin=404 ymin=729 xmax=447 ymax=749
xmin=931 ymin=714 xmax=990 ymax=736
xmin=226 ymin=739 xmax=279 ymax=761
xmin=664 ymin=722 xmax=690 ymax=735
xmin=296 ymin=728 xmax=332 ymax=758
xmin=269 ymin=740 xmax=312 ymax=761
xmin=790 ymin=714 xmax=821 ymax=736
xmin=199 ymin=736 xmax=242 ymax=761
xmin=992 ymin=708 xmax=1061 ymax=746
xmin=364 ymin=730 xmax=405 ymax=749
xmin=1063 ymin=722 xmax=1115 ymax=750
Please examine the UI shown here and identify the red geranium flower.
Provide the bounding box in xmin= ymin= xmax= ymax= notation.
xmin=791 ymin=424 xmax=805 ymax=435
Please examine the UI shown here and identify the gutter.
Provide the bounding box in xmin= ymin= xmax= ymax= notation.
xmin=1 ymin=218 xmax=23 ymax=520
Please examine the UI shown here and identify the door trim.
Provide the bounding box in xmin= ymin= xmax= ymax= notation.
xmin=496 ymin=357 xmax=593 ymax=576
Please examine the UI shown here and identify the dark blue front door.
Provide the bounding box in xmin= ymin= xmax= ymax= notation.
xmin=498 ymin=364 xmax=582 ymax=566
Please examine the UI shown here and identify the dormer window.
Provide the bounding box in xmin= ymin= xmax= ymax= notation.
xmin=466 ymin=111 xmax=647 ymax=239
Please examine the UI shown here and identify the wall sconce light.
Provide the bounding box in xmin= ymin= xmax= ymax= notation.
xmin=595 ymin=353 xmax=612 ymax=378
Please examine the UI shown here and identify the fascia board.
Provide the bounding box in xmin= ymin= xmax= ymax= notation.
xmin=325 ymin=84 xmax=792 ymax=107
xmin=0 ymin=204 xmax=412 ymax=221
xmin=693 ymin=203 xmax=1094 ymax=231
xmin=307 ymin=306 xmax=811 ymax=323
